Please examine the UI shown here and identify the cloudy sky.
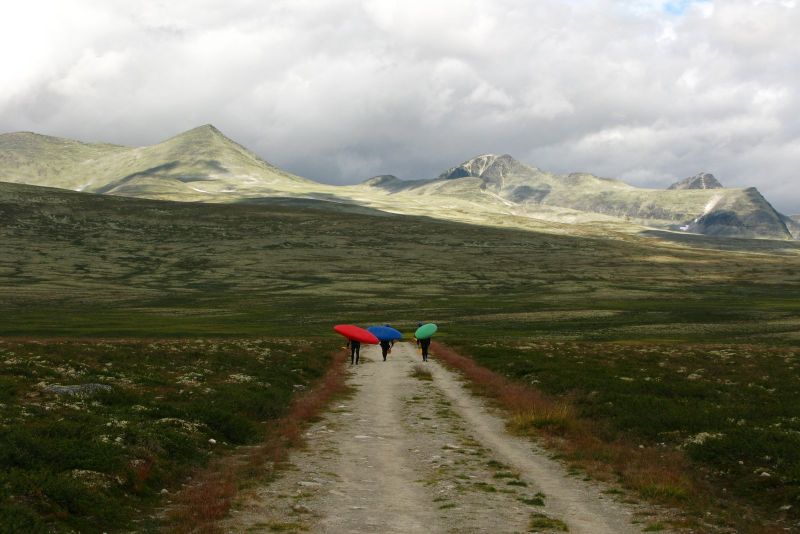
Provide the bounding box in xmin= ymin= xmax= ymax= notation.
xmin=1 ymin=0 xmax=798 ymax=212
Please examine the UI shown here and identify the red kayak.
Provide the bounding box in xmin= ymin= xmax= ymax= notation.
xmin=334 ymin=324 xmax=379 ymax=344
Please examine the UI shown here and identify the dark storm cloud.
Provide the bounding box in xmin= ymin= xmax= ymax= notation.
xmin=1 ymin=0 xmax=798 ymax=212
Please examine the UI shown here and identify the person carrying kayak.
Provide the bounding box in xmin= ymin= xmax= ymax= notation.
xmin=415 ymin=322 xmax=432 ymax=362
xmin=379 ymin=339 xmax=392 ymax=361
xmin=419 ymin=336 xmax=431 ymax=362
xmin=378 ymin=323 xmax=396 ymax=361
xmin=347 ymin=339 xmax=361 ymax=365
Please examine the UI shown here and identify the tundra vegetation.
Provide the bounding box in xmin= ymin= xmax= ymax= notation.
xmin=1 ymin=181 xmax=800 ymax=531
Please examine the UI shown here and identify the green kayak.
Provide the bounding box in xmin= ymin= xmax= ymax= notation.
xmin=415 ymin=323 xmax=438 ymax=340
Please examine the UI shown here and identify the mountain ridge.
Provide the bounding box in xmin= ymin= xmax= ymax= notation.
xmin=0 ymin=126 xmax=794 ymax=240
xmin=368 ymin=153 xmax=791 ymax=240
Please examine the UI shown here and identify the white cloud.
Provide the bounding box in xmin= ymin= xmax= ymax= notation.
xmin=1 ymin=0 xmax=799 ymax=213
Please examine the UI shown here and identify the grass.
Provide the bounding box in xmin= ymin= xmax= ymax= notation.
xmin=435 ymin=341 xmax=799 ymax=533
xmin=528 ymin=512 xmax=569 ymax=532
xmin=0 ymin=338 xmax=337 ymax=532
xmin=167 ymin=349 xmax=350 ymax=532
xmin=1 ymin=181 xmax=799 ymax=342
xmin=520 ymin=493 xmax=546 ymax=506
xmin=472 ymin=482 xmax=497 ymax=492
xmin=410 ymin=364 xmax=433 ymax=381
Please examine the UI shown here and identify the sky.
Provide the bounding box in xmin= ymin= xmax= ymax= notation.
xmin=1 ymin=0 xmax=799 ymax=213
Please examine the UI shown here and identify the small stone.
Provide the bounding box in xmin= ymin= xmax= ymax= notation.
xmin=208 ymin=438 xmax=217 ymax=445
xmin=780 ymin=505 xmax=792 ymax=511
xmin=292 ymin=504 xmax=312 ymax=514
xmin=298 ymin=480 xmax=321 ymax=487
xmin=160 ymin=488 xmax=169 ymax=495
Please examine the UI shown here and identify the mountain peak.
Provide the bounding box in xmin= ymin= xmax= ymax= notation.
xmin=362 ymin=174 xmax=400 ymax=186
xmin=162 ymin=124 xmax=231 ymax=144
xmin=438 ymin=154 xmax=522 ymax=180
xmin=668 ymin=172 xmax=723 ymax=190
xmin=195 ymin=123 xmax=222 ymax=133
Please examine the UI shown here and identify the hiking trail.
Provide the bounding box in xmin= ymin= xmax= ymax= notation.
xmin=223 ymin=342 xmax=663 ymax=533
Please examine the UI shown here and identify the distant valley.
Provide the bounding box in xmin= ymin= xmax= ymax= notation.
xmin=0 ymin=124 xmax=796 ymax=241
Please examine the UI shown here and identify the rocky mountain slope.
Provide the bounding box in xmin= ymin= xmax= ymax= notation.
xmin=783 ymin=215 xmax=800 ymax=239
xmin=668 ymin=173 xmax=723 ymax=190
xmin=0 ymin=126 xmax=794 ymax=240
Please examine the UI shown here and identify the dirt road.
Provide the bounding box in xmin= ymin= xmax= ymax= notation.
xmin=224 ymin=343 xmax=657 ymax=533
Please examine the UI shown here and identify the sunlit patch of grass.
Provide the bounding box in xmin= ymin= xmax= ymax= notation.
xmin=508 ymin=404 xmax=577 ymax=435
xmin=411 ymin=364 xmax=433 ymax=381
xmin=529 ymin=512 xmax=569 ymax=532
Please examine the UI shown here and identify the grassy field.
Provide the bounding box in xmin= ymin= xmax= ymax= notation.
xmin=0 ymin=338 xmax=334 ymax=532
xmin=2 ymin=182 xmax=799 ymax=341
xmin=2 ymin=181 xmax=800 ymax=530
xmin=442 ymin=340 xmax=800 ymax=530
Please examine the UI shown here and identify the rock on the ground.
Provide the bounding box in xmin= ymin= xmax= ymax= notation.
xmin=43 ymin=383 xmax=112 ymax=396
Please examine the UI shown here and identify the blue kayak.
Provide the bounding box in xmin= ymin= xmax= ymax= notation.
xmin=367 ymin=325 xmax=403 ymax=341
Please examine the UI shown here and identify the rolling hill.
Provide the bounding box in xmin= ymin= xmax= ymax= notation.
xmin=0 ymin=125 xmax=311 ymax=199
xmin=0 ymin=125 xmax=794 ymax=240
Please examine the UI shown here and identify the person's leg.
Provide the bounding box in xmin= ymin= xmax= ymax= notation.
xmin=356 ymin=345 xmax=360 ymax=364
xmin=350 ymin=345 xmax=356 ymax=365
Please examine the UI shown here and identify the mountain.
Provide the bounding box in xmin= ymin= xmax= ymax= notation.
xmin=668 ymin=173 xmax=723 ymax=190
xmin=370 ymin=154 xmax=792 ymax=240
xmin=0 ymin=125 xmax=311 ymax=201
xmin=0 ymin=132 xmax=128 ymax=190
xmin=360 ymin=174 xmax=424 ymax=193
xmin=0 ymin=126 xmax=795 ymax=241
xmin=782 ymin=215 xmax=800 ymax=240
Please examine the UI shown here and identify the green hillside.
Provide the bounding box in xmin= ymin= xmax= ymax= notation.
xmin=0 ymin=125 xmax=311 ymax=199
xmin=0 ymin=132 xmax=127 ymax=190
xmin=1 ymin=181 xmax=798 ymax=340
